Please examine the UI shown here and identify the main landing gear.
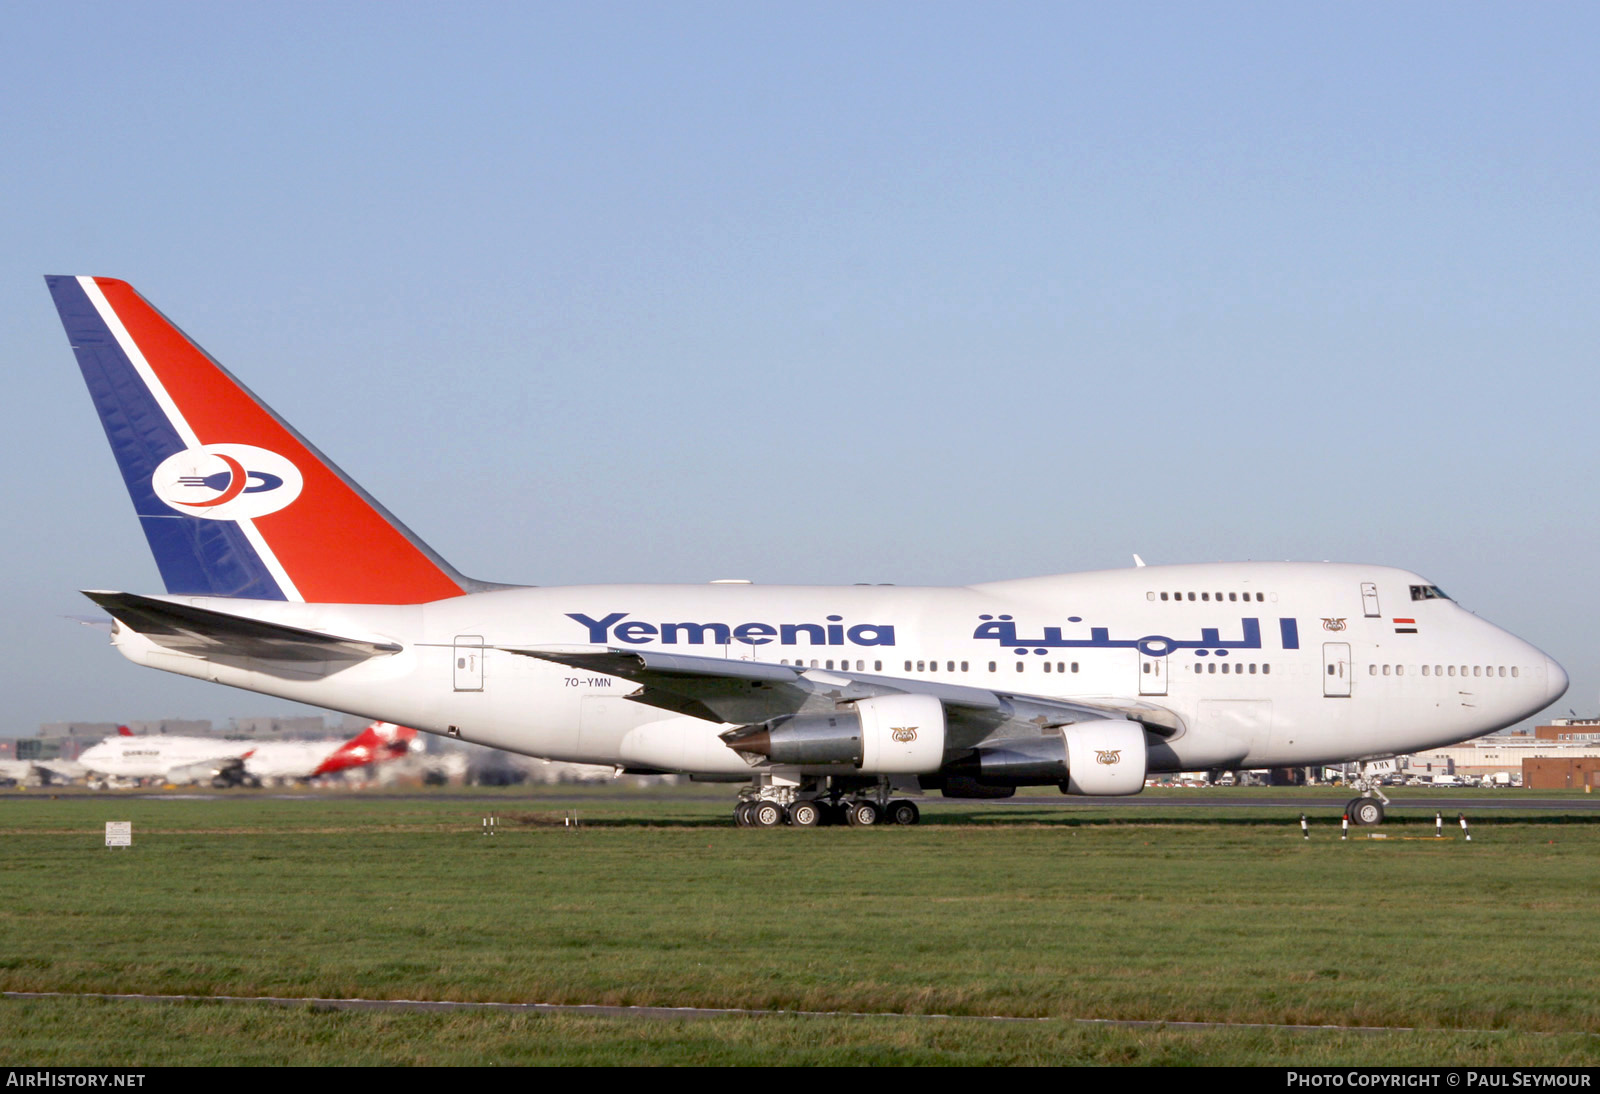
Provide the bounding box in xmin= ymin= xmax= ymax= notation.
xmin=733 ymin=775 xmax=921 ymax=828
xmin=1343 ymin=760 xmax=1393 ymax=827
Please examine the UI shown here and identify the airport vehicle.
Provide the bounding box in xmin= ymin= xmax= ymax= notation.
xmin=47 ymin=276 xmax=1569 ymax=825
xmin=76 ymin=721 xmax=416 ymax=788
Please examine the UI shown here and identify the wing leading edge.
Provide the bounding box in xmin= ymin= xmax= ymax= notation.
xmin=505 ymin=644 xmax=1182 ymax=749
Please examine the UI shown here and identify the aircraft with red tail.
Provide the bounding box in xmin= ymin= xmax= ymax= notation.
xmin=47 ymin=276 xmax=1567 ymax=826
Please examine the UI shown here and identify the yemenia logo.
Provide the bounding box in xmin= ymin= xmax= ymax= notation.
xmin=151 ymin=444 xmax=303 ymax=520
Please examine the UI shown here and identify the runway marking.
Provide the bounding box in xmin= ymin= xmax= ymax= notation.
xmin=3 ymin=991 xmax=1583 ymax=1036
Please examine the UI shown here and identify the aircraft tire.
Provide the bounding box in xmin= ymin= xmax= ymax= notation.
xmin=751 ymin=800 xmax=786 ymax=828
xmin=788 ymin=801 xmax=821 ymax=828
xmin=846 ymin=800 xmax=880 ymax=827
xmin=734 ymin=801 xmax=755 ymax=827
xmin=887 ymin=800 xmax=920 ymax=826
xmin=1350 ymin=798 xmax=1385 ymax=826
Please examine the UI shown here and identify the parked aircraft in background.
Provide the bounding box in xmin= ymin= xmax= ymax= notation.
xmin=47 ymin=276 xmax=1568 ymax=826
xmin=0 ymin=757 xmax=86 ymax=787
xmin=76 ymin=721 xmax=415 ymax=788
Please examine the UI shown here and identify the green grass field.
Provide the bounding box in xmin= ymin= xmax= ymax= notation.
xmin=2 ymin=787 xmax=1597 ymax=1065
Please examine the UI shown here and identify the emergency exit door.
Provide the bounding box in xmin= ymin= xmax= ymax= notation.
xmin=1322 ymin=642 xmax=1351 ymax=698
xmin=454 ymin=635 xmax=485 ymax=691
xmin=1139 ymin=653 xmax=1168 ymax=696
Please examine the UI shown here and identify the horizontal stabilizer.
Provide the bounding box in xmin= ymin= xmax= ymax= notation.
xmin=83 ymin=590 xmax=401 ymax=663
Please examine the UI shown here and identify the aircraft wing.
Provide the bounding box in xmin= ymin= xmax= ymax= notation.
xmin=506 ymin=645 xmax=1180 ymax=749
xmin=83 ymin=591 xmax=402 ymax=664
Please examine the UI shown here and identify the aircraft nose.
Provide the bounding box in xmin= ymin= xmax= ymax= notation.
xmin=1544 ymin=656 xmax=1570 ymax=707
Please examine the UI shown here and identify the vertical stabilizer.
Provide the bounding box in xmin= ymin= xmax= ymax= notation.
xmin=47 ymin=276 xmax=473 ymax=603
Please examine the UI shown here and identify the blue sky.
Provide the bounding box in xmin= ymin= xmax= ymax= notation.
xmin=3 ymin=2 xmax=1596 ymax=730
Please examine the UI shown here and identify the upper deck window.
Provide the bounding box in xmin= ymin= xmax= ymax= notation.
xmin=1410 ymin=584 xmax=1451 ymax=602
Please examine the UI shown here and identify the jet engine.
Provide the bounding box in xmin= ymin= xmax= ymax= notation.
xmin=720 ymin=693 xmax=947 ymax=774
xmin=939 ymin=718 xmax=1148 ymax=796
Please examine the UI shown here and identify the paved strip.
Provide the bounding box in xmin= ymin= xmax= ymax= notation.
xmin=4 ymin=991 xmax=1575 ymax=1036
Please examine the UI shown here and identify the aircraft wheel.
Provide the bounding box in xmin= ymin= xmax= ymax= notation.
xmin=788 ymin=800 xmax=821 ymax=828
xmin=1350 ymin=798 xmax=1385 ymax=827
xmin=734 ymin=801 xmax=754 ymax=827
xmin=886 ymin=799 xmax=920 ymax=826
xmin=846 ymin=800 xmax=880 ymax=827
xmin=751 ymin=800 xmax=786 ymax=828
xmin=211 ymin=776 xmax=231 ymax=789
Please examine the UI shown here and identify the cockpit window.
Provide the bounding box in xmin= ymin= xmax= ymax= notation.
xmin=1410 ymin=585 xmax=1451 ymax=602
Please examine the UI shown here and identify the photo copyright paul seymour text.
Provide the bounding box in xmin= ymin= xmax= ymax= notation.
xmin=1288 ymin=1075 xmax=1591 ymax=1088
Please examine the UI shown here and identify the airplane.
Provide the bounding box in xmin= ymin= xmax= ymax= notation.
xmin=76 ymin=721 xmax=416 ymax=788
xmin=45 ymin=275 xmax=1569 ymax=827
xmin=0 ymin=756 xmax=85 ymax=788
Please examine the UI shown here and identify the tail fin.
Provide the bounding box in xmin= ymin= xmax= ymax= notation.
xmin=313 ymin=721 xmax=417 ymax=776
xmin=46 ymin=276 xmax=472 ymax=603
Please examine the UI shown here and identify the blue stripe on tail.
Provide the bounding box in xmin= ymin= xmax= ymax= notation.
xmin=47 ymin=276 xmax=285 ymax=599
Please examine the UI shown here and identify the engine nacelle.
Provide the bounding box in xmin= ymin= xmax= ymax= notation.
xmin=855 ymin=693 xmax=945 ymax=774
xmin=1060 ymin=718 xmax=1147 ymax=796
xmin=720 ymin=692 xmax=947 ymax=774
xmin=923 ymin=775 xmax=1017 ymax=799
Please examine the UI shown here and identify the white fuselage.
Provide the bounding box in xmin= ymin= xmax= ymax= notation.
xmin=100 ymin=562 xmax=1566 ymax=777
xmin=78 ymin=735 xmax=348 ymax=781
xmin=77 ymin=736 xmax=249 ymax=780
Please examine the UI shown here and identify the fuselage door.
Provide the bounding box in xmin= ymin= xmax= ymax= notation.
xmin=1139 ymin=653 xmax=1168 ymax=696
xmin=454 ymin=635 xmax=485 ymax=692
xmin=1361 ymin=583 xmax=1380 ymax=618
xmin=1322 ymin=642 xmax=1351 ymax=698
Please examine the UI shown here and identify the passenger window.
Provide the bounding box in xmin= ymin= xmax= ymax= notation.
xmin=1511 ymin=667 xmax=1519 ymax=678
xmin=1161 ymin=592 xmax=1170 ymax=601
xmin=1383 ymin=665 xmax=1391 ymax=676
xmin=988 ymin=662 xmax=996 ymax=672
xmin=961 ymin=661 xmax=968 ymax=672
xmin=1201 ymin=592 xmax=1210 ymax=601
xmin=1045 ymin=663 xmax=1053 ymax=673
xmin=1188 ymin=592 xmax=1196 ymax=601
xmin=874 ymin=661 xmax=882 ymax=671
xmin=1016 ymin=662 xmax=1024 ymax=672
xmin=1262 ymin=664 xmax=1270 ymax=674
xmin=1071 ymin=662 xmax=1079 ymax=673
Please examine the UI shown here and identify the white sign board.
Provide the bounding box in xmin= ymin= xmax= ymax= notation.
xmin=105 ymin=821 xmax=132 ymax=848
